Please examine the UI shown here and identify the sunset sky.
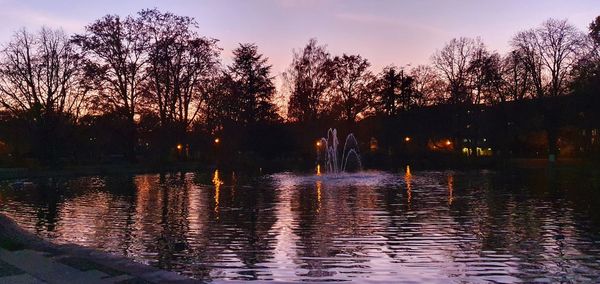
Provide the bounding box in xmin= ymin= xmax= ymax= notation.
xmin=1 ymin=0 xmax=598 ymax=81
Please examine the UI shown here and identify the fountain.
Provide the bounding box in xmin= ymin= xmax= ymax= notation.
xmin=317 ymin=128 xmax=362 ymax=174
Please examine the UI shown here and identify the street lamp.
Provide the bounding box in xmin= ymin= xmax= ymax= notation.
xmin=404 ymin=137 xmax=411 ymax=142
xmin=214 ymin=138 xmax=220 ymax=144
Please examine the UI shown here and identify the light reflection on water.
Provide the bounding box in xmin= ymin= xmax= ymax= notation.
xmin=1 ymin=169 xmax=600 ymax=282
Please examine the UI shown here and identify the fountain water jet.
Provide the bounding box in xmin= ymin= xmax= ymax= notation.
xmin=317 ymin=128 xmax=362 ymax=174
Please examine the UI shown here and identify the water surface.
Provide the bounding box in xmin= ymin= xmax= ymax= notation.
xmin=1 ymin=168 xmax=600 ymax=283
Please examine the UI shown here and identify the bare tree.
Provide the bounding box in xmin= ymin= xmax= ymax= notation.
xmin=501 ymin=50 xmax=533 ymax=102
xmin=0 ymin=27 xmax=89 ymax=162
xmin=410 ymin=65 xmax=445 ymax=106
xmin=512 ymin=19 xmax=587 ymax=99
xmin=511 ymin=18 xmax=587 ymax=160
xmin=73 ymin=14 xmax=149 ymax=123
xmin=140 ymin=9 xmax=220 ymax=130
xmin=73 ymin=14 xmax=150 ymax=160
xmin=284 ymin=38 xmax=334 ymax=122
xmin=432 ymin=37 xmax=483 ymax=105
xmin=330 ymin=54 xmax=374 ymax=122
xmin=467 ymin=47 xmax=503 ymax=105
xmin=0 ymin=28 xmax=88 ymax=119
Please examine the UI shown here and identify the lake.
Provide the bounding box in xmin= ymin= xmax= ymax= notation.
xmin=1 ymin=167 xmax=600 ymax=282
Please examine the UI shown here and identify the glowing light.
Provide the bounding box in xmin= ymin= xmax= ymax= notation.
xmin=176 ymin=144 xmax=183 ymax=150
xmin=405 ymin=165 xmax=412 ymax=205
xmin=316 ymin=180 xmax=322 ymax=213
xmin=404 ymin=137 xmax=411 ymax=142
xmin=316 ymin=141 xmax=321 ymax=147
xmin=448 ymin=174 xmax=454 ymax=205
xmin=214 ymin=138 xmax=220 ymax=144
xmin=445 ymin=140 xmax=452 ymax=146
xmin=316 ymin=164 xmax=321 ymax=176
xmin=212 ymin=169 xmax=223 ymax=214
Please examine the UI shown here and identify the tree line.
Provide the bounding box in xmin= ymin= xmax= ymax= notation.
xmin=0 ymin=9 xmax=599 ymax=167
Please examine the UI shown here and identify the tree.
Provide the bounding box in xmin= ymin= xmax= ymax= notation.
xmin=431 ymin=37 xmax=483 ymax=152
xmin=372 ymin=66 xmax=415 ymax=116
xmin=512 ymin=19 xmax=586 ymax=99
xmin=284 ymin=39 xmax=334 ymax=122
xmin=462 ymin=46 xmax=504 ymax=156
xmin=373 ymin=66 xmax=402 ymax=116
xmin=0 ymin=28 xmax=89 ymax=162
xmin=139 ymin=9 xmax=220 ymax=158
xmin=330 ymin=54 xmax=374 ymax=122
xmin=570 ymin=16 xmax=600 ymax=100
xmin=73 ymin=13 xmax=150 ymax=160
xmin=432 ymin=37 xmax=483 ymax=105
xmin=0 ymin=28 xmax=88 ymax=119
xmin=571 ymin=16 xmax=600 ymax=155
xmin=226 ymin=43 xmax=279 ymax=125
xmin=467 ymin=47 xmax=503 ymax=105
xmin=512 ymin=18 xmax=587 ymax=160
xmin=501 ymin=50 xmax=533 ymax=102
xmin=410 ymin=65 xmax=445 ymax=106
xmin=140 ymin=9 xmax=220 ymax=129
xmin=200 ymin=73 xmax=235 ymax=133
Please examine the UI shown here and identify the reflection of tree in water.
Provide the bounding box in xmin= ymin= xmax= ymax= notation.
xmin=186 ymin=172 xmax=279 ymax=281
xmin=445 ymin=170 xmax=597 ymax=282
xmin=0 ymin=178 xmax=64 ymax=237
xmin=1 ymin=169 xmax=600 ymax=282
xmin=289 ymin=181 xmax=382 ymax=280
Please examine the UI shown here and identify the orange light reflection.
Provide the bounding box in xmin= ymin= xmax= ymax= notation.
xmin=448 ymin=174 xmax=454 ymax=205
xmin=212 ymin=170 xmax=223 ymax=215
xmin=405 ymin=165 xmax=412 ymax=205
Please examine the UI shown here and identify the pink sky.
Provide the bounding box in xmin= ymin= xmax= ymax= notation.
xmin=0 ymin=0 xmax=597 ymax=84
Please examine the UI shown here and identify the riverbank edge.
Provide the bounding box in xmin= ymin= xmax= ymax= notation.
xmin=0 ymin=162 xmax=210 ymax=180
xmin=0 ymin=213 xmax=198 ymax=283
xmin=1 ymin=158 xmax=597 ymax=180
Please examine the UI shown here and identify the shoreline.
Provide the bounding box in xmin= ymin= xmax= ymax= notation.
xmin=0 ymin=162 xmax=210 ymax=180
xmin=0 ymin=213 xmax=198 ymax=283
xmin=0 ymin=158 xmax=596 ymax=180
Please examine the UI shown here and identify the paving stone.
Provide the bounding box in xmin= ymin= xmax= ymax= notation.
xmin=56 ymin=257 xmax=124 ymax=276
xmin=83 ymin=270 xmax=110 ymax=279
xmin=102 ymin=274 xmax=136 ymax=283
xmin=113 ymin=277 xmax=153 ymax=284
xmin=0 ymin=249 xmax=107 ymax=283
xmin=0 ymin=258 xmax=24 ymax=277
xmin=0 ymin=274 xmax=45 ymax=284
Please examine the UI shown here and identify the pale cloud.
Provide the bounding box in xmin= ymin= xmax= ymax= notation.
xmin=335 ymin=12 xmax=448 ymax=36
xmin=274 ymin=0 xmax=327 ymax=9
xmin=0 ymin=4 xmax=85 ymax=36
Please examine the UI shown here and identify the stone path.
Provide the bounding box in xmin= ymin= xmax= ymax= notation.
xmin=0 ymin=248 xmax=142 ymax=284
xmin=1 ymin=213 xmax=197 ymax=283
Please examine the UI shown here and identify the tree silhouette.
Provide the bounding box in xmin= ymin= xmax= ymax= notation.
xmin=372 ymin=66 xmax=415 ymax=116
xmin=73 ymin=13 xmax=150 ymax=160
xmin=433 ymin=37 xmax=483 ymax=105
xmin=225 ymin=43 xmax=279 ymax=125
xmin=140 ymin=9 xmax=220 ymax=129
xmin=410 ymin=65 xmax=445 ymax=106
xmin=512 ymin=18 xmax=587 ymax=160
xmin=330 ymin=54 xmax=374 ymax=123
xmin=501 ymin=50 xmax=533 ymax=102
xmin=467 ymin=47 xmax=502 ymax=105
xmin=139 ymin=8 xmax=220 ymax=158
xmin=0 ymin=28 xmax=89 ymax=162
xmin=285 ymin=39 xmax=334 ymax=122
xmin=0 ymin=28 xmax=88 ymax=117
